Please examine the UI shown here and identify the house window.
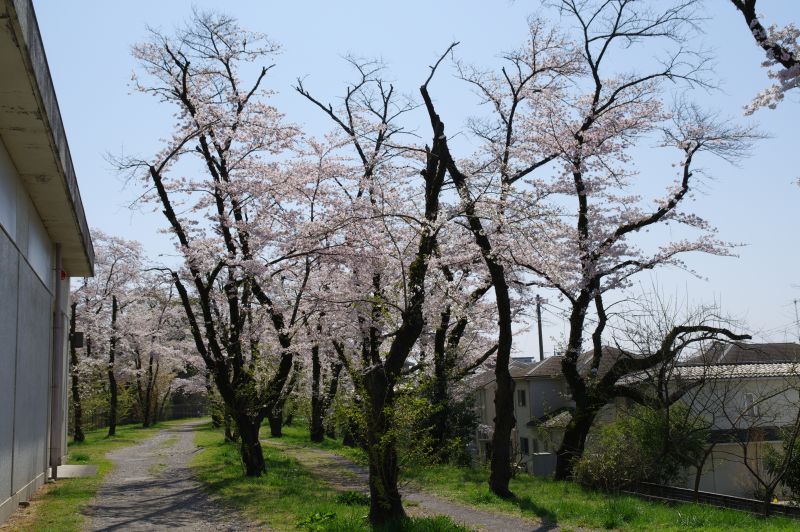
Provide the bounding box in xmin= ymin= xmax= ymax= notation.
xmin=520 ymin=437 xmax=530 ymax=455
xmin=743 ymin=392 xmax=760 ymax=417
xmin=517 ymin=389 xmax=527 ymax=407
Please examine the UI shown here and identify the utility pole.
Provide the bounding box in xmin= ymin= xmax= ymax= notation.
xmin=536 ymin=295 xmax=545 ymax=362
xmin=794 ymin=299 xmax=800 ymax=343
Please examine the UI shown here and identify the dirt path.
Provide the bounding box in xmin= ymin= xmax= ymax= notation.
xmin=264 ymin=440 xmax=558 ymax=532
xmin=88 ymin=421 xmax=258 ymax=531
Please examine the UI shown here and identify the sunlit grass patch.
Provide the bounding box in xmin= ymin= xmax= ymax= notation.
xmin=192 ymin=422 xmax=468 ymax=531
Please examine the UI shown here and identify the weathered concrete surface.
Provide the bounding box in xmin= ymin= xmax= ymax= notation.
xmin=88 ymin=422 xmax=258 ymax=531
xmin=51 ymin=465 xmax=97 ymax=479
xmin=265 ymin=440 xmax=560 ymax=532
xmin=0 ymin=225 xmax=54 ymax=524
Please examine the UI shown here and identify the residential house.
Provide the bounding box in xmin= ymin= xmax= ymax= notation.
xmin=0 ymin=0 xmax=93 ymax=522
xmin=469 ymin=342 xmax=800 ymax=499
xmin=471 ymin=349 xmax=626 ymax=476
xmin=664 ymin=342 xmax=800 ymax=498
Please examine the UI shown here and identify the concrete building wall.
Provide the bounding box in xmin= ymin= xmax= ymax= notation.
xmin=529 ymin=378 xmax=569 ymax=419
xmin=0 ymin=229 xmax=19 ymax=507
xmin=679 ymin=442 xmax=779 ymax=499
xmin=0 ymin=137 xmax=57 ymax=522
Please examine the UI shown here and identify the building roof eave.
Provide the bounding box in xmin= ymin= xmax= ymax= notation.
xmin=0 ymin=0 xmax=93 ymax=276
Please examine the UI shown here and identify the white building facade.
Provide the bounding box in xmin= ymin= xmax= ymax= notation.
xmin=0 ymin=0 xmax=93 ymax=522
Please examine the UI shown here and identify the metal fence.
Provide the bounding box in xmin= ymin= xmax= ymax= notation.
xmin=625 ymin=482 xmax=800 ymax=518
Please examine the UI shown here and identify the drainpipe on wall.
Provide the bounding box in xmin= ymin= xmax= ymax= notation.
xmin=49 ymin=243 xmax=65 ymax=480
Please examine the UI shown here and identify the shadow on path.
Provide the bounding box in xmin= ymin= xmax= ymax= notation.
xmin=87 ymin=421 xmax=260 ymax=531
xmin=264 ymin=439 xmax=561 ymax=532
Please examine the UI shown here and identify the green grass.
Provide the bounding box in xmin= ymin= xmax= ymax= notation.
xmin=278 ymin=424 xmax=368 ymax=465
xmin=401 ymin=464 xmax=800 ymax=530
xmin=191 ymin=423 xmax=467 ymax=531
xmin=25 ymin=421 xmax=166 ymax=531
xmin=278 ymin=425 xmax=799 ymax=531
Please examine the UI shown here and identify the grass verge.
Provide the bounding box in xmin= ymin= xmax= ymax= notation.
xmin=276 ymin=424 xmax=800 ymax=531
xmin=11 ymin=422 xmax=166 ymax=531
xmin=278 ymin=424 xmax=368 ymax=465
xmin=403 ymin=463 xmax=800 ymax=531
xmin=191 ymin=422 xmax=467 ymax=531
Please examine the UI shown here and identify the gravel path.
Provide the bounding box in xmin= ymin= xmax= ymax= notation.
xmin=264 ymin=440 xmax=558 ymax=532
xmin=88 ymin=421 xmax=258 ymax=531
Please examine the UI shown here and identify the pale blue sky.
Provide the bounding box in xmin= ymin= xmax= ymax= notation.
xmin=33 ymin=0 xmax=800 ymax=357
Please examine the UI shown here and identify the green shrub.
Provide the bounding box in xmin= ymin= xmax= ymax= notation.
xmin=298 ymin=511 xmax=337 ymax=531
xmin=573 ymin=404 xmax=707 ymax=491
xmin=334 ymin=490 xmax=370 ymax=506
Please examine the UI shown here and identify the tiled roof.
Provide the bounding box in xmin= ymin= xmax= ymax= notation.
xmin=465 ymin=358 xmax=536 ymax=389
xmin=526 ymin=347 xmax=632 ymax=379
xmin=526 ymin=356 xmax=563 ymax=377
xmin=666 ymin=362 xmax=799 ymax=380
xmin=510 ymin=360 xmax=537 ymax=378
xmin=619 ymin=361 xmax=800 ymax=385
xmin=684 ymin=342 xmax=800 ymax=365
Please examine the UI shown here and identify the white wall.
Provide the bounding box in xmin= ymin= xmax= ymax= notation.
xmin=0 ymin=137 xmax=57 ymax=523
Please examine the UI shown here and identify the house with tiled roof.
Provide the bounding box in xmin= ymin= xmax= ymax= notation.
xmin=658 ymin=342 xmax=800 ymax=498
xmin=468 ymin=342 xmax=800 ymax=498
xmin=470 ymin=348 xmax=629 ymax=476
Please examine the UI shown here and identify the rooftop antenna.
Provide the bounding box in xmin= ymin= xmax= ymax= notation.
xmin=794 ymin=299 xmax=800 ymax=343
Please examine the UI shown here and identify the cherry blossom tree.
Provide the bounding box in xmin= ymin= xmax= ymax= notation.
xmin=503 ymin=0 xmax=761 ymax=480
xmin=295 ymin=56 xmax=451 ymax=523
xmin=729 ymin=0 xmax=799 ymax=114
xmin=412 ymin=0 xmax=761 ymax=489
xmin=418 ymin=22 xmax=577 ymax=496
xmin=423 ymin=261 xmax=497 ymax=462
xmin=305 ymin=316 xmax=344 ymax=442
xmin=71 ymin=230 xmax=144 ymax=437
xmin=120 ymin=275 xmax=204 ymax=427
xmin=71 ymin=232 xmax=205 ymax=434
xmin=118 ymin=11 xmax=338 ymax=475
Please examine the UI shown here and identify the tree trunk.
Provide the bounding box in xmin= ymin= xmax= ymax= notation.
xmin=693 ymin=446 xmax=714 ymax=502
xmin=224 ymin=408 xmax=238 ymax=442
xmin=267 ymin=360 xmax=300 ymax=438
xmin=342 ymin=424 xmax=356 ymax=447
xmin=429 ymin=308 xmax=450 ymax=461
xmin=107 ymin=296 xmax=119 ymax=437
xmin=553 ymin=295 xmax=592 ymax=480
xmin=69 ymin=302 xmax=85 ymax=443
xmin=208 ymin=374 xmax=223 ymax=428
xmin=364 ymin=367 xmax=406 ymax=525
xmin=156 ymin=386 xmax=171 ymax=423
xmin=267 ymin=409 xmax=283 ymax=438
xmin=142 ymin=354 xmax=156 ymax=427
xmin=141 ymin=381 xmax=152 ymax=428
xmin=554 ymin=405 xmax=597 ymax=480
xmin=236 ymin=415 xmax=265 ymax=476
xmin=763 ymin=488 xmax=774 ymax=517
xmin=447 ymin=140 xmax=516 ymax=497
xmin=310 ymin=344 xmax=324 ymax=442
xmin=488 ymin=278 xmax=515 ymax=498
